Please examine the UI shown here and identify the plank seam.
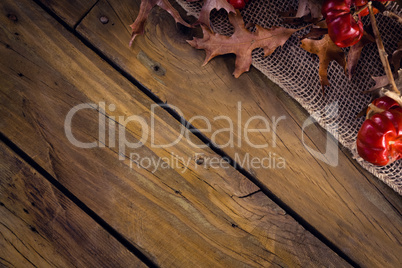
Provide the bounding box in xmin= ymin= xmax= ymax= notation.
xmin=0 ymin=132 xmax=158 ymax=268
xmin=29 ymin=1 xmax=360 ymax=266
xmin=73 ymin=0 xmax=100 ymax=30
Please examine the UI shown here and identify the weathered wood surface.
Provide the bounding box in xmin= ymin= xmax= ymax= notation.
xmin=75 ymin=0 xmax=402 ymax=266
xmin=0 ymin=142 xmax=146 ymax=267
xmin=0 ymin=0 xmax=349 ymax=266
xmin=36 ymin=0 xmax=97 ymax=27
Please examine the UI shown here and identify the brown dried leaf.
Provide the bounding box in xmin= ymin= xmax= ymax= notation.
xmin=187 ymin=11 xmax=298 ymax=78
xmin=129 ymin=0 xmax=191 ymax=46
xmin=281 ymin=0 xmax=323 ymax=24
xmin=364 ymin=39 xmax=402 ymax=90
xmin=295 ymin=0 xmax=322 ymax=19
xmin=347 ymin=32 xmax=375 ymax=80
xmin=300 ymin=27 xmax=328 ymax=40
xmin=300 ymin=34 xmax=346 ymax=89
xmin=197 ymin=0 xmax=235 ymax=27
xmin=391 ymin=40 xmax=402 ymax=73
xmin=279 ymin=7 xmax=297 ymax=18
xmin=365 ymin=69 xmax=402 ymax=97
xmin=366 ymin=74 xmax=389 ymax=93
xmin=282 ymin=14 xmax=321 ymax=25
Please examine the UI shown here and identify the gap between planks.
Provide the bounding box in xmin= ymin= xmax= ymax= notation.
xmin=73 ymin=0 xmax=100 ymax=30
xmin=72 ymin=1 xmax=401 ymax=266
xmin=0 ymin=0 xmax=352 ymax=263
xmin=29 ymin=0 xmax=359 ymax=266
xmin=0 ymin=132 xmax=157 ymax=268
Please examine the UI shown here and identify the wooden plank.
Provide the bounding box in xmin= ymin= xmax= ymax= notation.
xmin=0 ymin=0 xmax=349 ymax=266
xmin=34 ymin=0 xmax=97 ymax=27
xmin=75 ymin=0 xmax=402 ymax=266
xmin=0 ymin=142 xmax=147 ymax=267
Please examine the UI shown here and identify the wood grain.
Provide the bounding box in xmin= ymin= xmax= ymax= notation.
xmin=75 ymin=0 xmax=402 ymax=266
xmin=0 ymin=0 xmax=349 ymax=266
xmin=0 ymin=142 xmax=146 ymax=267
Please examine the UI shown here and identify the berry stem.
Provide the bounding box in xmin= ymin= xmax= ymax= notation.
xmin=368 ymin=2 xmax=400 ymax=94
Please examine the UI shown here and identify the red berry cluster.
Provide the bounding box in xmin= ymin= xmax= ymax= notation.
xmin=357 ymin=96 xmax=402 ymax=166
xmin=322 ymin=0 xmax=391 ymax=47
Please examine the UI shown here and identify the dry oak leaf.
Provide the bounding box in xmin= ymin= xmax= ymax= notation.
xmin=366 ymin=69 xmax=402 ymax=94
xmin=294 ymin=0 xmax=322 ymax=19
xmin=129 ymin=0 xmax=191 ymax=46
xmin=301 ymin=34 xmax=346 ymax=89
xmin=366 ymin=74 xmax=390 ymax=94
xmin=281 ymin=0 xmax=323 ymax=24
xmin=187 ymin=10 xmax=298 ymax=78
xmin=187 ymin=0 xmax=235 ymax=27
xmin=347 ymin=32 xmax=375 ymax=80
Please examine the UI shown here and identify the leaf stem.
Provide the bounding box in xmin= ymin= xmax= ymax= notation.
xmin=368 ymin=2 xmax=399 ymax=94
xmin=295 ymin=18 xmax=325 ymax=34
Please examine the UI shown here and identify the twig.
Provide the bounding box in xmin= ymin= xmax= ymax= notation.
xmin=355 ymin=3 xmax=369 ymax=16
xmin=366 ymin=103 xmax=385 ymax=119
xmin=368 ymin=2 xmax=400 ymax=94
xmin=385 ymin=91 xmax=402 ymax=107
xmin=383 ymin=11 xmax=402 ymax=24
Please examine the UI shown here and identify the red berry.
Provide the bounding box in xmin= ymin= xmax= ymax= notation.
xmin=227 ymin=0 xmax=248 ymax=9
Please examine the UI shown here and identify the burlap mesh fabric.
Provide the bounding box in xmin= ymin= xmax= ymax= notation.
xmin=176 ymin=0 xmax=402 ymax=195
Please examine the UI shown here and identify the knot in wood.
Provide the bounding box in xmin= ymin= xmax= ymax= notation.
xmin=195 ymin=157 xmax=204 ymax=165
xmin=7 ymin=14 xmax=18 ymax=22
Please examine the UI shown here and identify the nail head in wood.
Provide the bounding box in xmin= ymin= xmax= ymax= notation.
xmin=99 ymin=16 xmax=109 ymax=24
